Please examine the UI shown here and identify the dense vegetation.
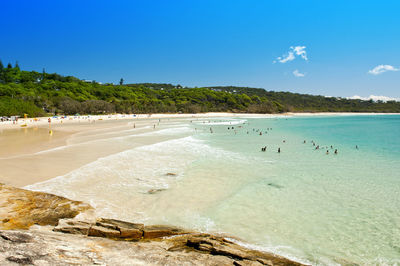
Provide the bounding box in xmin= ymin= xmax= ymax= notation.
xmin=0 ymin=61 xmax=399 ymax=117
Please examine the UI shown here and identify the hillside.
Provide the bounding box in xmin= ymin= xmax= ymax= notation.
xmin=1 ymin=62 xmax=399 ymax=117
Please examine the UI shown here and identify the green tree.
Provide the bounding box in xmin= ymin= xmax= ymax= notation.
xmin=0 ymin=60 xmax=4 ymax=83
xmin=120 ymin=78 xmax=124 ymax=85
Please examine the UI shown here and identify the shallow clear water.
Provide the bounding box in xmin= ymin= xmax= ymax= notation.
xmin=28 ymin=115 xmax=400 ymax=265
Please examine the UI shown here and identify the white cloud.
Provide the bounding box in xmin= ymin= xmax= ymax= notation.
xmin=292 ymin=46 xmax=308 ymax=61
xmin=274 ymin=46 xmax=308 ymax=63
xmin=275 ymin=51 xmax=295 ymax=63
xmin=293 ymin=69 xmax=305 ymax=77
xmin=347 ymin=95 xmax=400 ymax=102
xmin=368 ymin=65 xmax=399 ymax=75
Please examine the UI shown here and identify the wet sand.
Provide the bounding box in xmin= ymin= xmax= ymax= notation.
xmin=0 ymin=116 xmax=183 ymax=187
xmin=0 ymin=113 xmax=251 ymax=187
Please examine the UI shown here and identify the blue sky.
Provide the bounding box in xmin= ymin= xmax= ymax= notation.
xmin=2 ymin=0 xmax=400 ymax=98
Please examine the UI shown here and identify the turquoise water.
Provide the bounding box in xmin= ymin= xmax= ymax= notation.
xmin=28 ymin=115 xmax=400 ymax=265
xmin=190 ymin=115 xmax=400 ymax=264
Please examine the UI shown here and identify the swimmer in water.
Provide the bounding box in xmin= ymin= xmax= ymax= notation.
xmin=326 ymin=150 xmax=329 ymax=155
xmin=334 ymin=149 xmax=338 ymax=154
xmin=261 ymin=146 xmax=267 ymax=152
xmin=278 ymin=147 xmax=281 ymax=153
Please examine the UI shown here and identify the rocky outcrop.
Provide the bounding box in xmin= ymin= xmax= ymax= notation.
xmin=1 ymin=226 xmax=305 ymax=266
xmin=51 ymin=218 xmax=304 ymax=265
xmin=0 ymin=228 xmax=237 ymax=265
xmin=169 ymin=234 xmax=301 ymax=266
xmin=54 ymin=218 xmax=188 ymax=241
xmin=0 ymin=183 xmax=306 ymax=265
xmin=0 ymin=184 xmax=92 ymax=230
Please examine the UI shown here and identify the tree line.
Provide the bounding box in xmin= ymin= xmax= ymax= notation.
xmin=0 ymin=61 xmax=399 ymax=117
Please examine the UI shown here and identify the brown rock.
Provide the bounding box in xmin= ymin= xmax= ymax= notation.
xmin=88 ymin=225 xmax=120 ymax=239
xmin=143 ymin=225 xmax=187 ymax=239
xmin=0 ymin=184 xmax=92 ymax=230
xmin=95 ymin=220 xmax=119 ymax=230
xmin=53 ymin=219 xmax=91 ymax=235
xmin=97 ymin=218 xmax=144 ymax=231
xmin=119 ymin=228 xmax=143 ymax=239
xmin=97 ymin=218 xmax=144 ymax=240
xmin=169 ymin=234 xmax=305 ymax=266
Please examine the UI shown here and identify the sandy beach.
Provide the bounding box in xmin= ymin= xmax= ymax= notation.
xmin=0 ymin=113 xmax=249 ymax=187
xmin=0 ymin=112 xmax=396 ymax=187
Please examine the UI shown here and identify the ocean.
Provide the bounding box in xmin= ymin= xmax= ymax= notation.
xmin=27 ymin=115 xmax=400 ymax=265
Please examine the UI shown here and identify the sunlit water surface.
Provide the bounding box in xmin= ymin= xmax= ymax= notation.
xmin=28 ymin=115 xmax=400 ymax=265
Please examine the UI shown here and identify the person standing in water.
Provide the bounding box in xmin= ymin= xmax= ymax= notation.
xmin=334 ymin=149 xmax=338 ymax=154
xmin=278 ymin=147 xmax=281 ymax=153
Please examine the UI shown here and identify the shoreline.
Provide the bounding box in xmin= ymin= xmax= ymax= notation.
xmin=0 ymin=111 xmax=398 ymax=132
xmin=1 ymin=111 xmax=399 ymax=187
